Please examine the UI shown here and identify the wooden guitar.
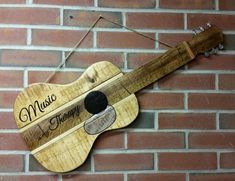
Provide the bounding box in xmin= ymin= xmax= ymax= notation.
xmin=13 ymin=24 xmax=223 ymax=172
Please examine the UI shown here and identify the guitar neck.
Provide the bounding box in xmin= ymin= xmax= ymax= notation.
xmin=120 ymin=41 xmax=196 ymax=94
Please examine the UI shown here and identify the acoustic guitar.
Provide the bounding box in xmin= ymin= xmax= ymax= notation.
xmin=13 ymin=24 xmax=223 ymax=172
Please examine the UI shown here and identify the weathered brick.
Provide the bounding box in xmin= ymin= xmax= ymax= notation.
xmin=66 ymin=52 xmax=124 ymax=68
xmin=0 ymin=112 xmax=17 ymax=129
xmin=127 ymin=13 xmax=184 ymax=29
xmin=63 ymin=174 xmax=123 ymax=181
xmin=128 ymin=173 xmax=185 ymax=181
xmin=0 ymin=28 xmax=26 ymax=45
xmin=190 ymin=173 xmax=235 ymax=181
xmin=188 ymin=14 xmax=235 ymax=30
xmin=128 ymin=112 xmax=155 ymax=129
xmin=158 ymin=33 xmax=192 ymax=49
xmin=0 ymin=176 xmax=58 ymax=181
xmin=98 ymin=0 xmax=155 ymax=8
xmin=97 ymin=32 xmax=155 ymax=49
xmin=158 ymin=113 xmax=216 ymax=129
xmin=1 ymin=50 xmax=61 ymax=67
xmin=219 ymin=74 xmax=235 ymax=90
xmin=32 ymin=29 xmax=93 ymax=48
xmin=0 ymin=133 xmax=27 ymax=150
xmin=93 ymin=131 xmax=125 ymax=149
xmin=128 ymin=132 xmax=184 ymax=149
xmin=0 ymin=70 xmax=23 ymax=88
xmin=137 ymin=92 xmax=184 ymax=109
xmin=220 ymin=152 xmax=235 ymax=169
xmin=188 ymin=55 xmax=235 ymax=70
xmin=224 ymin=34 xmax=235 ymax=50
xmin=188 ymin=93 xmax=235 ymax=110
xmin=64 ymin=10 xmax=122 ymax=28
xmin=158 ymin=152 xmax=217 ymax=170
xmin=0 ymin=0 xmax=25 ymax=3
xmin=127 ymin=53 xmax=160 ymax=69
xmin=28 ymin=71 xmax=82 ymax=84
xmin=0 ymin=155 xmax=24 ymax=172
xmin=159 ymin=73 xmax=215 ymax=90
xmin=219 ymin=0 xmax=235 ymax=10
xmin=220 ymin=113 xmax=235 ymax=129
xmin=0 ymin=8 xmax=59 ymax=25
xmin=189 ymin=132 xmax=235 ymax=149
xmin=159 ymin=0 xmax=214 ymax=9
xmin=0 ymin=91 xmax=19 ymax=109
xmin=34 ymin=0 xmax=93 ymax=6
xmin=94 ymin=153 xmax=154 ymax=171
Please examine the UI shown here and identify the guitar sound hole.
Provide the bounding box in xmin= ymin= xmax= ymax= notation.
xmin=84 ymin=91 xmax=108 ymax=114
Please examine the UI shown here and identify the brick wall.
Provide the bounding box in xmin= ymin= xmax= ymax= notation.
xmin=0 ymin=0 xmax=235 ymax=181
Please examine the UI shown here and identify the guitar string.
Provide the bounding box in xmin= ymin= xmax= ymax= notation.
xmin=45 ymin=15 xmax=173 ymax=83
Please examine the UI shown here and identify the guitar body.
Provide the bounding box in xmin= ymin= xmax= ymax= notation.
xmin=14 ymin=61 xmax=139 ymax=172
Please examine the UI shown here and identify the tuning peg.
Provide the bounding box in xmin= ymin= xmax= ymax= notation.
xmin=211 ymin=48 xmax=219 ymax=55
xmin=218 ymin=44 xmax=224 ymax=50
xmin=206 ymin=22 xmax=212 ymax=27
xmin=204 ymin=51 xmax=210 ymax=57
xmin=192 ymin=29 xmax=198 ymax=35
xmin=199 ymin=26 xmax=205 ymax=31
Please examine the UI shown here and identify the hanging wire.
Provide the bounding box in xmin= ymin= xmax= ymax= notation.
xmin=45 ymin=15 xmax=173 ymax=83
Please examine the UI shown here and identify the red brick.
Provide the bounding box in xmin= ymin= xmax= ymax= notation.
xmin=97 ymin=32 xmax=155 ymax=49
xmin=94 ymin=131 xmax=124 ymax=149
xmin=0 ymin=8 xmax=59 ymax=25
xmin=190 ymin=173 xmax=235 ymax=181
xmin=32 ymin=29 xmax=93 ymax=48
xmin=159 ymin=73 xmax=215 ymax=90
xmin=158 ymin=33 xmax=192 ymax=49
xmin=188 ymin=14 xmax=235 ymax=30
xmin=219 ymin=0 xmax=235 ymax=10
xmin=98 ymin=0 xmax=155 ymax=8
xmin=158 ymin=152 xmax=217 ymax=170
xmin=1 ymin=50 xmax=61 ymax=67
xmin=0 ymin=155 xmax=24 ymax=172
xmin=137 ymin=92 xmax=184 ymax=109
xmin=219 ymin=74 xmax=235 ymax=90
xmin=128 ymin=132 xmax=184 ymax=149
xmin=128 ymin=173 xmax=185 ymax=181
xmin=127 ymin=53 xmax=160 ymax=69
xmin=0 ymin=70 xmax=23 ymax=88
xmin=0 ymin=133 xmax=27 ymax=150
xmin=28 ymin=71 xmax=82 ymax=84
xmin=159 ymin=113 xmax=216 ymax=129
xmin=189 ymin=132 xmax=235 ymax=149
xmin=127 ymin=13 xmax=184 ymax=29
xmin=159 ymin=0 xmax=214 ymax=9
xmin=220 ymin=152 xmax=235 ymax=168
xmin=63 ymin=174 xmax=123 ymax=181
xmin=0 ymin=0 xmax=25 ymax=3
xmin=66 ymin=52 xmax=124 ymax=68
xmin=94 ymin=153 xmax=153 ymax=171
xmin=0 ymin=112 xmax=17 ymax=129
xmin=220 ymin=113 xmax=235 ymax=129
xmin=0 ymin=91 xmax=19 ymax=108
xmin=34 ymin=0 xmax=93 ymax=6
xmin=0 ymin=28 xmax=26 ymax=45
xmin=0 ymin=176 xmax=58 ymax=181
xmin=188 ymin=93 xmax=235 ymax=110
xmin=64 ymin=10 xmax=122 ymax=28
xmin=188 ymin=55 xmax=235 ymax=70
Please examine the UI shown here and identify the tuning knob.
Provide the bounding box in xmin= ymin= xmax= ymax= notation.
xmin=204 ymin=51 xmax=210 ymax=57
xmin=206 ymin=23 xmax=212 ymax=27
xmin=199 ymin=26 xmax=205 ymax=31
xmin=218 ymin=44 xmax=224 ymax=50
xmin=192 ymin=29 xmax=198 ymax=35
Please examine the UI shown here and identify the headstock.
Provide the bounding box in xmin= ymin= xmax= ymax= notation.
xmin=189 ymin=23 xmax=224 ymax=57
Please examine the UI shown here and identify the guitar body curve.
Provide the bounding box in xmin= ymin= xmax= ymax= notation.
xmin=13 ymin=61 xmax=139 ymax=172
